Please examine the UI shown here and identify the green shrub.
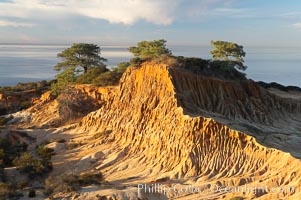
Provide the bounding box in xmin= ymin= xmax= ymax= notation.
xmin=76 ymin=65 xmax=126 ymax=86
xmin=130 ymin=57 xmax=142 ymax=67
xmin=36 ymin=80 xmax=47 ymax=88
xmin=37 ymin=146 xmax=55 ymax=161
xmin=45 ymin=174 xmax=80 ymax=195
xmin=92 ymin=71 xmax=121 ymax=86
xmin=0 ymin=138 xmax=27 ymax=167
xmin=78 ymin=172 xmax=104 ymax=186
xmin=172 ymin=56 xmax=246 ymax=80
xmin=209 ymin=60 xmax=246 ymax=80
xmin=116 ymin=62 xmax=130 ymax=73
xmin=76 ymin=66 xmax=108 ymax=84
xmin=176 ymin=56 xmax=209 ymax=72
xmin=45 ymin=172 xmax=104 ymax=195
xmin=51 ymin=67 xmax=76 ymax=96
xmin=154 ymin=54 xmax=178 ymax=66
xmin=13 ymin=152 xmax=52 ymax=178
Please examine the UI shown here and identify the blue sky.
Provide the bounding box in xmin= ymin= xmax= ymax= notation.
xmin=0 ymin=0 xmax=301 ymax=46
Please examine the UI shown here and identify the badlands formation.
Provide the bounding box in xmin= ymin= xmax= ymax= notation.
xmin=8 ymin=62 xmax=301 ymax=199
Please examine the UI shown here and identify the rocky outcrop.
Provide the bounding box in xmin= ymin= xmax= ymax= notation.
xmin=0 ymin=89 xmax=44 ymax=115
xmin=13 ymin=84 xmax=115 ymax=128
xmin=76 ymin=62 xmax=301 ymax=199
xmin=0 ymin=93 xmax=21 ymax=114
xmin=31 ymin=91 xmax=52 ymax=105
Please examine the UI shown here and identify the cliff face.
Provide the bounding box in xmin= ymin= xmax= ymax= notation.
xmin=170 ymin=69 xmax=301 ymax=124
xmin=77 ymin=62 xmax=301 ymax=199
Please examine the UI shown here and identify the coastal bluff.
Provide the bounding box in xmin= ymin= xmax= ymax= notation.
xmin=4 ymin=61 xmax=301 ymax=199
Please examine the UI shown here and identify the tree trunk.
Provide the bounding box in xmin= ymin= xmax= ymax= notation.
xmin=84 ymin=67 xmax=88 ymax=74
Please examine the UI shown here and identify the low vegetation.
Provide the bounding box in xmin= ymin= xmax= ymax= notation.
xmin=45 ymin=171 xmax=104 ymax=195
xmin=0 ymin=137 xmax=53 ymax=199
xmin=0 ymin=138 xmax=27 ymax=167
xmin=0 ymin=80 xmax=53 ymax=115
xmin=0 ymin=136 xmax=29 ymax=191
xmin=0 ymin=80 xmax=51 ymax=94
xmin=51 ymin=61 xmax=130 ymax=96
xmin=13 ymin=150 xmax=53 ymax=178
xmin=37 ymin=145 xmax=55 ymax=161
xmin=257 ymin=81 xmax=301 ymax=92
xmin=0 ymin=182 xmax=23 ymax=200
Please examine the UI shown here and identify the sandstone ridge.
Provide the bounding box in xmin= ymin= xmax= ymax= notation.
xmin=75 ymin=62 xmax=301 ymax=199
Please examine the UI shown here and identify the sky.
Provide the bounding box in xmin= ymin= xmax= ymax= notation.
xmin=0 ymin=0 xmax=301 ymax=46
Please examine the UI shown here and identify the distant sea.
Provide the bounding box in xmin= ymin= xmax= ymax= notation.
xmin=0 ymin=44 xmax=300 ymax=87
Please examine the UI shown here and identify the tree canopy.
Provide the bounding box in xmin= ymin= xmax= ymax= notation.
xmin=54 ymin=43 xmax=107 ymax=74
xmin=210 ymin=40 xmax=247 ymax=71
xmin=128 ymin=39 xmax=172 ymax=60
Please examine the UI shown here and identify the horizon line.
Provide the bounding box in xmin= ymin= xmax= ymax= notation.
xmin=1 ymin=42 xmax=301 ymax=49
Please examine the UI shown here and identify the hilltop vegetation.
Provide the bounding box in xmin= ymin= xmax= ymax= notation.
xmin=52 ymin=39 xmax=247 ymax=94
xmin=1 ymin=39 xmax=247 ymax=117
xmin=54 ymin=43 xmax=107 ymax=74
xmin=210 ymin=40 xmax=247 ymax=71
xmin=126 ymin=39 xmax=247 ymax=80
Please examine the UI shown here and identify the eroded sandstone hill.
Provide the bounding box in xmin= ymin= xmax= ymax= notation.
xmin=7 ymin=62 xmax=301 ymax=199
xmin=72 ymin=62 xmax=301 ymax=199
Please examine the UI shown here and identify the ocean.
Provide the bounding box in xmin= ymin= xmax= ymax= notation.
xmin=0 ymin=44 xmax=300 ymax=87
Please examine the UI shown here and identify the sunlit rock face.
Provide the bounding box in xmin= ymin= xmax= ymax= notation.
xmin=77 ymin=62 xmax=301 ymax=199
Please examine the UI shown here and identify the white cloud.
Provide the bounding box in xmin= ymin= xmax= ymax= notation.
xmin=213 ymin=8 xmax=248 ymax=15
xmin=292 ymin=23 xmax=301 ymax=29
xmin=0 ymin=0 xmax=231 ymax=25
xmin=73 ymin=0 xmax=177 ymax=25
xmin=280 ymin=12 xmax=301 ymax=18
xmin=0 ymin=20 xmax=34 ymax=27
xmin=0 ymin=0 xmax=178 ymax=25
